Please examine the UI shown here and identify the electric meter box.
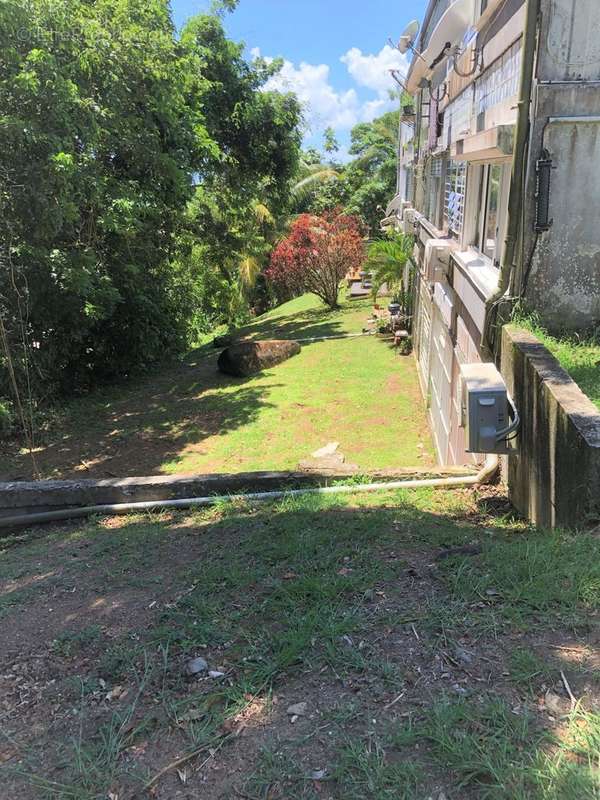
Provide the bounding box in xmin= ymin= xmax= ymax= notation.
xmin=460 ymin=363 xmax=510 ymax=455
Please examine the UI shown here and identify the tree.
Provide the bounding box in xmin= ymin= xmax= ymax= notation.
xmin=267 ymin=211 xmax=365 ymax=308
xmin=0 ymin=0 xmax=302 ymax=405
xmin=178 ymin=13 xmax=301 ymax=328
xmin=343 ymin=110 xmax=399 ymax=234
xmin=211 ymin=0 xmax=239 ymax=13
xmin=323 ymin=126 xmax=340 ymax=155
xmin=1 ymin=0 xmax=203 ymax=397
xmin=366 ymin=231 xmax=414 ymax=301
xmin=292 ymin=110 xmax=400 ymax=235
xmin=290 ymin=156 xmax=339 ymax=210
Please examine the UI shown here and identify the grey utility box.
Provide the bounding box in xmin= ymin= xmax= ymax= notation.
xmin=460 ymin=363 xmax=510 ymax=454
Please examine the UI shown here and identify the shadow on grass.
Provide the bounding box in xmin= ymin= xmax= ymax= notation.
xmin=1 ymin=493 xmax=598 ymax=799
xmin=0 ymin=359 xmax=279 ymax=480
xmin=0 ymin=300 xmax=376 ymax=482
xmin=238 ymin=304 xmax=351 ymax=342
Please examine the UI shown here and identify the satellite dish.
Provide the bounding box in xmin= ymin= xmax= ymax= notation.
xmin=398 ymin=20 xmax=420 ymax=54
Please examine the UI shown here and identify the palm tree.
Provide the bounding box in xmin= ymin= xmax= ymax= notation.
xmin=366 ymin=231 xmax=414 ymax=304
xmin=290 ymin=160 xmax=339 ymax=207
xmin=237 ymin=201 xmax=276 ymax=291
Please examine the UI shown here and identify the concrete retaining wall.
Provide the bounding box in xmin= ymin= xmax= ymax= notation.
xmin=501 ymin=326 xmax=600 ymax=528
xmin=0 ymin=465 xmax=476 ymax=525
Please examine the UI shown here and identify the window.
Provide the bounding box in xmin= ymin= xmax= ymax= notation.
xmin=444 ymin=160 xmax=466 ymax=237
xmin=482 ymin=164 xmax=502 ymax=259
xmin=406 ymin=167 xmax=414 ymax=205
xmin=474 ymin=40 xmax=522 ymax=130
xmin=424 ymin=157 xmax=445 ymax=229
xmin=442 ymin=87 xmax=474 ymax=146
xmin=470 ymin=163 xmax=510 ymax=265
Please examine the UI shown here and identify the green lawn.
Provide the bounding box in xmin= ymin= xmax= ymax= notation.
xmin=0 ymin=295 xmax=435 ymax=480
xmin=1 ymin=487 xmax=599 ymax=798
xmin=512 ymin=317 xmax=600 ymax=411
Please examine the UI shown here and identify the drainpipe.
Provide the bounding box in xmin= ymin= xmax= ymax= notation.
xmin=397 ymin=108 xmax=403 ymax=195
xmin=0 ymin=455 xmax=499 ymax=529
xmin=482 ymin=0 xmax=541 ymax=358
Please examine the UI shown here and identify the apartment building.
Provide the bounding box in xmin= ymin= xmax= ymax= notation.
xmin=386 ymin=0 xmax=600 ymax=465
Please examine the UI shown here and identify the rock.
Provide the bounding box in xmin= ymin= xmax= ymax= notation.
xmin=286 ymin=702 xmax=308 ymax=717
xmin=105 ymin=685 xmax=127 ymax=701
xmin=297 ymin=451 xmax=359 ymax=472
xmin=544 ymin=690 xmax=568 ymax=716
xmin=218 ymin=339 xmax=300 ymax=377
xmin=185 ymin=657 xmax=208 ymax=676
xmin=454 ymin=647 xmax=474 ymax=665
xmin=311 ymin=442 xmax=339 ymax=458
xmin=209 ymin=670 xmax=225 ymax=679
xmin=181 ymin=708 xmax=205 ymax=722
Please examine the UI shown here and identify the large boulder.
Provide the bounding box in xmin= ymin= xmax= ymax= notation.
xmin=218 ymin=340 xmax=300 ymax=377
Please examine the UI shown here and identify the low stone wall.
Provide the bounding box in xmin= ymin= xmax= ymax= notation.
xmin=501 ymin=326 xmax=600 ymax=528
xmin=0 ymin=465 xmax=476 ymax=527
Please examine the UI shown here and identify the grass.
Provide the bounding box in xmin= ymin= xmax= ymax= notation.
xmin=51 ymin=625 xmax=103 ymax=657
xmin=509 ymin=647 xmax=555 ymax=690
xmin=1 ymin=488 xmax=599 ymax=798
xmin=0 ymin=294 xmax=435 ymax=480
xmin=512 ymin=311 xmax=600 ymax=411
xmin=414 ymin=698 xmax=600 ymax=799
xmin=436 ymin=530 xmax=600 ymax=628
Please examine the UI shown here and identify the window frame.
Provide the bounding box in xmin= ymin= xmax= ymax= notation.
xmin=444 ymin=159 xmax=467 ymax=238
xmin=463 ymin=161 xmax=511 ymax=266
xmin=424 ymin=155 xmax=447 ymax=230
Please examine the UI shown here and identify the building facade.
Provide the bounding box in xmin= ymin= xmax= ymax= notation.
xmin=387 ymin=0 xmax=600 ymax=465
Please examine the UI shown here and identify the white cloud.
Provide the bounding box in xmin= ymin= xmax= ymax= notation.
xmin=359 ymin=98 xmax=389 ymax=122
xmin=264 ymin=58 xmax=361 ymax=131
xmin=255 ymin=49 xmax=360 ymax=133
xmin=253 ymin=44 xmax=408 ymax=141
xmin=341 ymin=45 xmax=409 ymax=95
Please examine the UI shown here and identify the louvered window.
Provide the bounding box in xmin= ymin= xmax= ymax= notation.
xmin=425 ymin=157 xmax=445 ymax=229
xmin=475 ymin=39 xmax=522 ymax=125
xmin=444 ymin=160 xmax=466 ymax=236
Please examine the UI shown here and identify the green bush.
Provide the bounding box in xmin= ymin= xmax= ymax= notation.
xmin=0 ymin=399 xmax=14 ymax=436
xmin=0 ymin=1 xmax=301 ymax=397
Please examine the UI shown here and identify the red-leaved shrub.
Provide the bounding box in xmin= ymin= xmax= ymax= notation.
xmin=266 ymin=211 xmax=365 ymax=308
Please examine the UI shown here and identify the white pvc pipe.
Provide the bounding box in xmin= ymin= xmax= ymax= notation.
xmin=0 ymin=455 xmax=499 ymax=530
xmin=295 ymin=332 xmax=373 ymax=342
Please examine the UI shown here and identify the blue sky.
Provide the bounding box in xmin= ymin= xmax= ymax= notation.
xmin=171 ymin=0 xmax=428 ymax=156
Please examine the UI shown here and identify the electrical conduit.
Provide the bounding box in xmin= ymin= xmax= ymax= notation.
xmin=482 ymin=0 xmax=541 ymax=357
xmin=0 ymin=455 xmax=499 ymax=529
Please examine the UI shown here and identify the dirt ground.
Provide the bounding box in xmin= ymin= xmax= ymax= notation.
xmin=1 ymin=487 xmax=599 ymax=799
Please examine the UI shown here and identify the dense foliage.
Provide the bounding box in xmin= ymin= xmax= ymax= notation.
xmin=267 ymin=211 xmax=365 ymax=309
xmin=0 ymin=0 xmax=401 ymax=437
xmin=366 ymin=231 xmax=414 ymax=299
xmin=0 ymin=0 xmax=301 ymax=410
xmin=295 ymin=110 xmax=400 ymax=235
